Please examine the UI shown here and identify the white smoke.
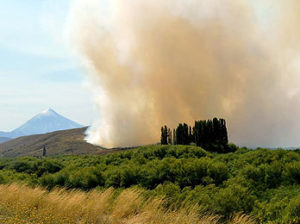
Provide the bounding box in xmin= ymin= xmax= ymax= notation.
xmin=67 ymin=0 xmax=300 ymax=148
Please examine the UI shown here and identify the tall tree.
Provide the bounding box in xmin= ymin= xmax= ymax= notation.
xmin=188 ymin=126 xmax=194 ymax=144
xmin=183 ymin=123 xmax=189 ymax=145
xmin=160 ymin=126 xmax=168 ymax=145
xmin=167 ymin=128 xmax=172 ymax=145
xmin=173 ymin=128 xmax=176 ymax=145
xmin=213 ymin=117 xmax=221 ymax=143
xmin=220 ymin=119 xmax=228 ymax=144
xmin=176 ymin=124 xmax=184 ymax=145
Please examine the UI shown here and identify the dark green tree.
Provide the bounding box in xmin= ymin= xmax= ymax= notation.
xmin=173 ymin=129 xmax=176 ymax=145
xmin=167 ymin=128 xmax=172 ymax=145
xmin=183 ymin=123 xmax=189 ymax=145
xmin=176 ymin=124 xmax=184 ymax=145
xmin=220 ymin=119 xmax=228 ymax=144
xmin=161 ymin=126 xmax=168 ymax=145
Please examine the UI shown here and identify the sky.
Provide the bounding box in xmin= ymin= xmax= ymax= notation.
xmin=0 ymin=0 xmax=96 ymax=131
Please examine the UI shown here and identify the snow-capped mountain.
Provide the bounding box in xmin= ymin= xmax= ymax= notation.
xmin=0 ymin=108 xmax=83 ymax=139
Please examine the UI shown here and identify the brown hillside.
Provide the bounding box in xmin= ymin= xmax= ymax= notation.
xmin=0 ymin=127 xmax=115 ymax=157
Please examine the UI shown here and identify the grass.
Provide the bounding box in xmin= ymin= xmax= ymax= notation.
xmin=0 ymin=184 xmax=257 ymax=224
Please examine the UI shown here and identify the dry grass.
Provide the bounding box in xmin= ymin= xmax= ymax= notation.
xmin=0 ymin=184 xmax=257 ymax=224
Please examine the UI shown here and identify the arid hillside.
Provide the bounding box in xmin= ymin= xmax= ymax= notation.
xmin=0 ymin=127 xmax=113 ymax=157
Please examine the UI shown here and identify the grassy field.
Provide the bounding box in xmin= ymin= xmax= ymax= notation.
xmin=0 ymin=184 xmax=256 ymax=224
xmin=0 ymin=145 xmax=298 ymax=223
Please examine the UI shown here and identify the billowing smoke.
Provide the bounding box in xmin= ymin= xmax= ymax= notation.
xmin=67 ymin=0 xmax=300 ymax=148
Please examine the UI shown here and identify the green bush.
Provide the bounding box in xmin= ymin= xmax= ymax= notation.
xmin=214 ymin=183 xmax=254 ymax=216
xmin=284 ymin=161 xmax=300 ymax=184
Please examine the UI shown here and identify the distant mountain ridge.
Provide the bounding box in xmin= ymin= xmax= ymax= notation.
xmin=0 ymin=108 xmax=83 ymax=139
xmin=0 ymin=137 xmax=11 ymax=144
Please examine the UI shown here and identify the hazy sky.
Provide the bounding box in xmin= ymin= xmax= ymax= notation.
xmin=0 ymin=0 xmax=95 ymax=131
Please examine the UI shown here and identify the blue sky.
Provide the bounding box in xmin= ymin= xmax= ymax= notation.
xmin=0 ymin=0 xmax=96 ymax=131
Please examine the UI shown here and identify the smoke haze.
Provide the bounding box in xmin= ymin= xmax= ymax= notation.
xmin=68 ymin=0 xmax=300 ymax=148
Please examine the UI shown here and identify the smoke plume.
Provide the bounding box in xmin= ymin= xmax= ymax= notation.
xmin=68 ymin=0 xmax=300 ymax=148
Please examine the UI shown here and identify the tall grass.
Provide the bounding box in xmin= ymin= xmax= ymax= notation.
xmin=0 ymin=184 xmax=256 ymax=224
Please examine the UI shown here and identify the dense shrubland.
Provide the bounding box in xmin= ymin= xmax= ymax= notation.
xmin=0 ymin=145 xmax=299 ymax=223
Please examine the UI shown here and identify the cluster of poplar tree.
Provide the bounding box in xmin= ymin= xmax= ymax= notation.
xmin=161 ymin=118 xmax=229 ymax=153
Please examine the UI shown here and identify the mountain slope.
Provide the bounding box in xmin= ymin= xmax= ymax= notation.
xmin=0 ymin=109 xmax=83 ymax=138
xmin=0 ymin=127 xmax=106 ymax=157
xmin=0 ymin=127 xmax=129 ymax=158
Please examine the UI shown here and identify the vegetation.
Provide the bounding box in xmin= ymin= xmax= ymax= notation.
xmin=161 ymin=118 xmax=230 ymax=153
xmin=0 ymin=184 xmax=256 ymax=224
xmin=0 ymin=145 xmax=298 ymax=223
